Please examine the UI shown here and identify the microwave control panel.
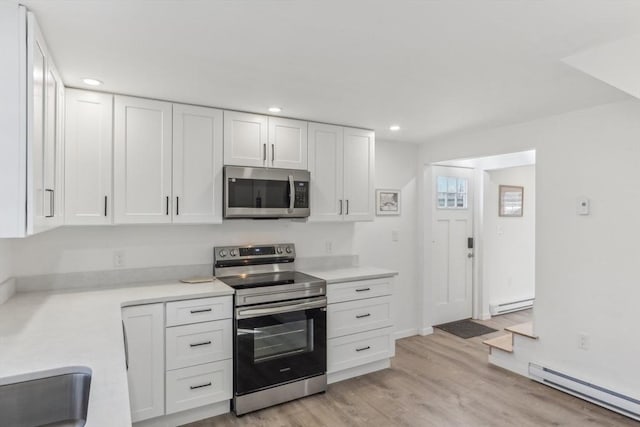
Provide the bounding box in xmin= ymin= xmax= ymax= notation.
xmin=294 ymin=182 xmax=309 ymax=208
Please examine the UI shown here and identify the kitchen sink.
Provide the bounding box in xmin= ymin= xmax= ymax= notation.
xmin=0 ymin=367 xmax=92 ymax=427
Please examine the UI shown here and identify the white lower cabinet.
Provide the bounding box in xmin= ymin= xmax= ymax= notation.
xmin=122 ymin=296 xmax=232 ymax=424
xmin=165 ymin=319 xmax=232 ymax=370
xmin=327 ymin=326 xmax=394 ymax=374
xmin=166 ymin=359 xmax=232 ymax=414
xmin=122 ymin=303 xmax=165 ymax=423
xmin=326 ymin=276 xmax=395 ymax=384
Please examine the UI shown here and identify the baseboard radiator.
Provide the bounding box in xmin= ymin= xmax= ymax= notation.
xmin=529 ymin=363 xmax=640 ymax=421
xmin=489 ymin=298 xmax=534 ymax=315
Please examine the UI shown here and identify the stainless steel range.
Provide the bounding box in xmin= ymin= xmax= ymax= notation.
xmin=214 ymin=243 xmax=327 ymax=416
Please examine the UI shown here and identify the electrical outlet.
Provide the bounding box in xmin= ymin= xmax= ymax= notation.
xmin=325 ymin=241 xmax=333 ymax=254
xmin=578 ymin=332 xmax=590 ymax=350
xmin=113 ymin=250 xmax=125 ymax=268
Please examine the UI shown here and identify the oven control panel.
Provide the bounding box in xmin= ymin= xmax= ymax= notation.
xmin=214 ymin=243 xmax=295 ymax=263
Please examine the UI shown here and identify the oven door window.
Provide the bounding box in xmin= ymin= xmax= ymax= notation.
xmin=235 ymin=307 xmax=326 ymax=395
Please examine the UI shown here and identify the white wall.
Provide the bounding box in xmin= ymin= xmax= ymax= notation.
xmin=483 ymin=165 xmax=535 ymax=307
xmin=420 ymin=99 xmax=640 ymax=400
xmin=0 ymin=240 xmax=13 ymax=284
xmin=355 ymin=140 xmax=419 ymax=338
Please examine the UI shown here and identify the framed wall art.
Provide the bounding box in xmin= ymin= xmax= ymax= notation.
xmin=376 ymin=189 xmax=401 ymax=216
xmin=499 ymin=185 xmax=524 ymax=217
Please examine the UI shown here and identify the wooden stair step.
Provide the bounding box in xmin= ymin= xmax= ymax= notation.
xmin=505 ymin=322 xmax=538 ymax=339
xmin=483 ymin=333 xmax=513 ymax=353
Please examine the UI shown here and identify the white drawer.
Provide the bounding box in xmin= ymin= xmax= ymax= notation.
xmin=327 ymin=277 xmax=392 ymax=304
xmin=327 ymin=296 xmax=392 ymax=339
xmin=166 ymin=296 xmax=232 ymax=327
xmin=327 ymin=327 xmax=394 ymax=374
xmin=166 ymin=359 xmax=232 ymax=414
xmin=166 ymin=319 xmax=232 ymax=370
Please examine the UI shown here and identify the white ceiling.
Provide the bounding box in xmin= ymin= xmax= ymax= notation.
xmin=20 ymin=0 xmax=640 ymax=143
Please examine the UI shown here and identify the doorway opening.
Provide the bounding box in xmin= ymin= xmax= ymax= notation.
xmin=424 ymin=150 xmax=536 ymax=328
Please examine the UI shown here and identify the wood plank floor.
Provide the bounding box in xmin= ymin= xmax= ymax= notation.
xmin=184 ymin=310 xmax=638 ymax=427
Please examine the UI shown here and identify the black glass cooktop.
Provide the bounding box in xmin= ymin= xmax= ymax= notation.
xmin=217 ymin=271 xmax=322 ymax=290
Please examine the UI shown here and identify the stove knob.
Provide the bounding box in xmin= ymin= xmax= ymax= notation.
xmin=285 ymin=246 xmax=292 ymax=254
xmin=276 ymin=247 xmax=283 ymax=254
xmin=229 ymin=249 xmax=237 ymax=257
xmin=218 ymin=249 xmax=227 ymax=258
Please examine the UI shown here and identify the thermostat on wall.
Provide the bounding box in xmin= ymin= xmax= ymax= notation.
xmin=577 ymin=197 xmax=590 ymax=215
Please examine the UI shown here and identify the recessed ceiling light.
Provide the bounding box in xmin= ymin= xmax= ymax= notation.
xmin=268 ymin=107 xmax=282 ymax=113
xmin=82 ymin=78 xmax=103 ymax=86
xmin=389 ymin=125 xmax=400 ymax=131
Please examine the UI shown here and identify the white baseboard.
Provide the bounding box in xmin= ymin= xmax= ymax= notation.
xmin=419 ymin=326 xmax=434 ymax=336
xmin=0 ymin=278 xmax=16 ymax=305
xmin=134 ymin=400 xmax=229 ymax=427
xmin=327 ymin=359 xmax=390 ymax=385
xmin=394 ymin=328 xmax=418 ymax=340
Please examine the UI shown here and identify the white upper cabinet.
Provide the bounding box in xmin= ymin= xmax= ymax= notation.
xmin=308 ymin=123 xmax=344 ymax=220
xmin=29 ymin=11 xmax=64 ymax=235
xmin=114 ymin=96 xmax=173 ymax=224
xmin=64 ymin=90 xmax=113 ymax=225
xmin=343 ymin=127 xmax=375 ymax=221
xmin=269 ymin=117 xmax=308 ymax=170
xmin=223 ymin=111 xmax=268 ymax=167
xmin=224 ymin=111 xmax=308 ymax=170
xmin=308 ymin=124 xmax=374 ymax=222
xmin=172 ymin=104 xmax=223 ymax=224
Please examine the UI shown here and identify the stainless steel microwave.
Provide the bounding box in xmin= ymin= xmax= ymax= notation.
xmin=224 ymin=166 xmax=310 ymax=219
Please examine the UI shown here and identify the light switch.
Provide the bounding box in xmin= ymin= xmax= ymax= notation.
xmin=577 ymin=197 xmax=590 ymax=215
xmin=391 ymin=230 xmax=400 ymax=242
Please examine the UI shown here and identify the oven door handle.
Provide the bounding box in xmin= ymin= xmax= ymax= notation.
xmin=236 ymin=298 xmax=326 ymax=320
xmin=288 ymin=174 xmax=295 ymax=212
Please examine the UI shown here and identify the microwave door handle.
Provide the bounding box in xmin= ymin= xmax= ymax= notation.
xmin=288 ymin=175 xmax=295 ymax=212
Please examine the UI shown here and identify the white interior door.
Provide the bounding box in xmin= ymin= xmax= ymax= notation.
xmin=432 ymin=166 xmax=474 ymax=325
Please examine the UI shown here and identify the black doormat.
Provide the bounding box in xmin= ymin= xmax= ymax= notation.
xmin=434 ymin=319 xmax=497 ymax=339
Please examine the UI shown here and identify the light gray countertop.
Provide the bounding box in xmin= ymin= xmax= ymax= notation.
xmin=302 ymin=266 xmax=398 ymax=284
xmin=0 ymin=280 xmax=234 ymax=427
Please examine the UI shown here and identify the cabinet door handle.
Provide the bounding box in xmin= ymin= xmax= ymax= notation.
xmin=356 ymin=346 xmax=371 ymax=352
xmin=356 ymin=313 xmax=371 ymax=319
xmin=263 ymin=144 xmax=267 ymax=162
xmin=166 ymin=196 xmax=169 ymax=215
xmin=45 ymin=189 xmax=54 ymax=218
xmin=355 ymin=287 xmax=371 ymax=293
xmin=339 ymin=200 xmax=343 ymax=215
xmin=104 ymin=196 xmax=108 ymax=217
xmin=190 ymin=308 xmax=212 ymax=314
xmin=176 ymin=197 xmax=180 ymax=216
xmin=190 ymin=382 xmax=212 ymax=390
xmin=271 ymin=144 xmax=275 ymax=163
xmin=122 ymin=320 xmax=129 ymax=370
xmin=346 ymin=199 xmax=349 ymax=215
xmin=189 ymin=340 xmax=212 ymax=347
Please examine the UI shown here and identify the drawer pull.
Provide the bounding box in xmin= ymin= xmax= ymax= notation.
xmin=356 ymin=313 xmax=371 ymax=319
xmin=190 ymin=382 xmax=212 ymax=390
xmin=355 ymin=287 xmax=371 ymax=292
xmin=356 ymin=346 xmax=371 ymax=352
xmin=189 ymin=340 xmax=212 ymax=347
xmin=190 ymin=308 xmax=212 ymax=314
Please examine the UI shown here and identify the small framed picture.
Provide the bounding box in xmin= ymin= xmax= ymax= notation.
xmin=376 ymin=189 xmax=401 ymax=216
xmin=499 ymin=185 xmax=524 ymax=217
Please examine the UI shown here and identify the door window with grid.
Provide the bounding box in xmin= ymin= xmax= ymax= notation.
xmin=436 ymin=176 xmax=468 ymax=209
